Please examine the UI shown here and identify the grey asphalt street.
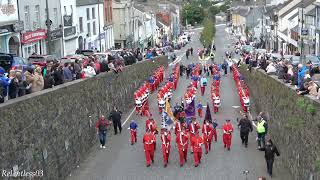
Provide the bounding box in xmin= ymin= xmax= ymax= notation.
xmin=67 ymin=25 xmax=292 ymax=180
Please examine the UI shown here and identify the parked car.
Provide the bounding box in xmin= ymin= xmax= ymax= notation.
xmin=61 ymin=54 xmax=86 ymax=64
xmin=306 ymin=55 xmax=320 ymax=67
xmin=241 ymin=45 xmax=253 ymax=54
xmin=76 ymin=49 xmax=95 ymax=56
xmin=271 ymin=53 xmax=282 ymax=61
xmin=28 ymin=54 xmax=57 ymax=67
xmin=283 ymin=55 xmax=293 ymax=60
xmin=94 ymin=52 xmax=112 ymax=62
xmin=0 ymin=53 xmax=32 ymax=72
xmin=289 ymin=56 xmax=300 ymax=66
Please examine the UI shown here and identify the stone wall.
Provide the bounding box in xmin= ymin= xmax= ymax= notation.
xmin=240 ymin=67 xmax=320 ymax=180
xmin=0 ymin=57 xmax=168 ymax=180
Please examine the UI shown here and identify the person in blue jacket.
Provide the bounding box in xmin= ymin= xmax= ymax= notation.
xmin=129 ymin=120 xmax=138 ymax=145
xmin=297 ymin=64 xmax=307 ymax=89
xmin=0 ymin=67 xmax=10 ymax=103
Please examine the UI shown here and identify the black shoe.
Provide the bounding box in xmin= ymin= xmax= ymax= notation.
xmin=114 ymin=133 xmax=117 ymax=135
xmin=146 ymin=164 xmax=150 ymax=167
xmin=152 ymin=159 xmax=154 ymax=163
xmin=245 ymin=144 xmax=248 ymax=148
xmin=164 ymin=164 xmax=167 ymax=168
xmin=180 ymin=164 xmax=183 ymax=167
xmin=185 ymin=159 xmax=187 ymax=162
xmin=195 ymin=165 xmax=198 ymax=167
xmin=205 ymin=152 xmax=208 ymax=154
xmin=131 ymin=142 xmax=134 ymax=145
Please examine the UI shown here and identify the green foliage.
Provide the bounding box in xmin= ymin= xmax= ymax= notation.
xmin=316 ymin=159 xmax=320 ymax=171
xmin=285 ymin=117 xmax=305 ymax=128
xmin=200 ymin=18 xmax=216 ymax=47
xmin=208 ymin=6 xmax=220 ymax=19
xmin=245 ymin=26 xmax=250 ymax=36
xmin=219 ymin=3 xmax=230 ymax=13
xmin=296 ymin=97 xmax=306 ymax=109
xmin=182 ymin=2 xmax=205 ymax=26
xmin=306 ymin=104 xmax=316 ymax=115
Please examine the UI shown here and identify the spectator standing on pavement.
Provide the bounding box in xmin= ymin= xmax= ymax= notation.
xmin=96 ymin=115 xmax=111 ymax=149
xmin=109 ymin=107 xmax=123 ymax=135
xmin=53 ymin=65 xmax=64 ymax=86
xmin=186 ymin=49 xmax=189 ymax=59
xmin=237 ymin=113 xmax=253 ymax=148
xmin=26 ymin=67 xmax=44 ymax=93
xmin=8 ymin=70 xmax=18 ymax=99
xmin=0 ymin=67 xmax=10 ymax=103
xmin=74 ymin=59 xmax=81 ymax=79
xmin=259 ymin=139 xmax=280 ymax=178
xmin=16 ymin=71 xmax=27 ymax=97
xmin=63 ymin=63 xmax=73 ymax=82
xmin=256 ymin=116 xmax=268 ymax=149
xmin=190 ymin=47 xmax=193 ymax=55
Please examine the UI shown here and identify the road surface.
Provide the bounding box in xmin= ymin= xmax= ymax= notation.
xmin=67 ymin=25 xmax=292 ymax=180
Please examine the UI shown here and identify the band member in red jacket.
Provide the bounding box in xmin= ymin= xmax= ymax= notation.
xmin=222 ymin=119 xmax=234 ymax=151
xmin=191 ymin=132 xmax=203 ymax=167
xmin=175 ymin=120 xmax=186 ymax=135
xmin=143 ymin=128 xmax=156 ymax=167
xmin=146 ymin=118 xmax=158 ymax=150
xmin=176 ymin=126 xmax=189 ymax=167
xmin=189 ymin=117 xmax=200 ymax=153
xmin=160 ymin=128 xmax=171 ymax=167
xmin=202 ymin=119 xmax=214 ymax=154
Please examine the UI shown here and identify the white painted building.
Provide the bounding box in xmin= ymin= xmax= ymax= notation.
xmin=76 ymin=0 xmax=106 ymax=52
xmin=0 ymin=0 xmax=21 ymax=56
xmin=60 ymin=0 xmax=78 ymax=55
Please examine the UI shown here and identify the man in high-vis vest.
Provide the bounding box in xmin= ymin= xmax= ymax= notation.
xmin=257 ymin=116 xmax=268 ymax=149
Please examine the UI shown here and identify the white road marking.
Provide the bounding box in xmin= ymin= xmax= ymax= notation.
xmin=215 ymin=24 xmax=226 ymax=27
xmin=121 ymin=108 xmax=136 ymax=127
xmin=232 ymin=106 xmax=240 ymax=108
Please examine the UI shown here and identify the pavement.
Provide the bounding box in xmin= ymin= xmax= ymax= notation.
xmin=67 ymin=24 xmax=292 ymax=180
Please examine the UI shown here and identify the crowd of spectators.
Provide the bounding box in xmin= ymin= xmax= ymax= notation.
xmin=242 ymin=52 xmax=320 ymax=100
xmin=0 ymin=54 xmax=125 ymax=104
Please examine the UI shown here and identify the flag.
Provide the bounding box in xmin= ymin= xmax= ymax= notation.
xmin=185 ymin=99 xmax=195 ymax=118
xmin=161 ymin=100 xmax=174 ymax=130
xmin=165 ymin=100 xmax=175 ymax=122
xmin=204 ymin=103 xmax=212 ymax=123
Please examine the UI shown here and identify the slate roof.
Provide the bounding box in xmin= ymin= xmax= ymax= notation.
xmin=76 ymin=0 xmax=103 ymax=6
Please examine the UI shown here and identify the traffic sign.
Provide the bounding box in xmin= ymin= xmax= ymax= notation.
xmin=45 ymin=19 xmax=52 ymax=26
xmin=301 ymin=29 xmax=308 ymax=36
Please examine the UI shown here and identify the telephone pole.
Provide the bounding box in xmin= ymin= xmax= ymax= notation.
xmin=45 ymin=0 xmax=51 ymax=54
xmin=300 ymin=2 xmax=305 ymax=64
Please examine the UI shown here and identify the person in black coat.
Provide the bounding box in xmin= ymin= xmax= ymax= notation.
xmin=237 ymin=114 xmax=253 ymax=147
xmin=259 ymin=139 xmax=280 ymax=178
xmin=109 ymin=107 xmax=122 ymax=135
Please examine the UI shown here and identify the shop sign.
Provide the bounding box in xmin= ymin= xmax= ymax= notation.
xmin=50 ymin=28 xmax=63 ymax=40
xmin=21 ymin=29 xmax=47 ymax=44
xmin=64 ymin=26 xmax=76 ymax=37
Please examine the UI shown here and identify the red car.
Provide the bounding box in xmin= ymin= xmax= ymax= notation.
xmin=28 ymin=55 xmax=57 ymax=67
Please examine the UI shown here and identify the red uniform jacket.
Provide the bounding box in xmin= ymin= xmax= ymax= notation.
xmin=143 ymin=133 xmax=156 ymax=150
xmin=192 ymin=136 xmax=203 ymax=152
xmin=222 ymin=123 xmax=234 ymax=134
xmin=175 ymin=121 xmax=186 ymax=135
xmin=176 ymin=131 xmax=189 ymax=150
xmin=202 ymin=123 xmax=213 ymax=140
xmin=189 ymin=122 xmax=200 ymax=135
xmin=161 ymin=132 xmax=171 ymax=147
xmin=147 ymin=120 xmax=158 ymax=134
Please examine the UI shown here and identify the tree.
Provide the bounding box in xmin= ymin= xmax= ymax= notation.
xmin=182 ymin=3 xmax=205 ymax=26
xmin=208 ymin=6 xmax=220 ymax=20
xmin=200 ymin=18 xmax=216 ymax=47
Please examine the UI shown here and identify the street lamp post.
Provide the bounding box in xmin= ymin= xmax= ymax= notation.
xmin=45 ymin=0 xmax=51 ymax=54
xmin=300 ymin=2 xmax=305 ymax=64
